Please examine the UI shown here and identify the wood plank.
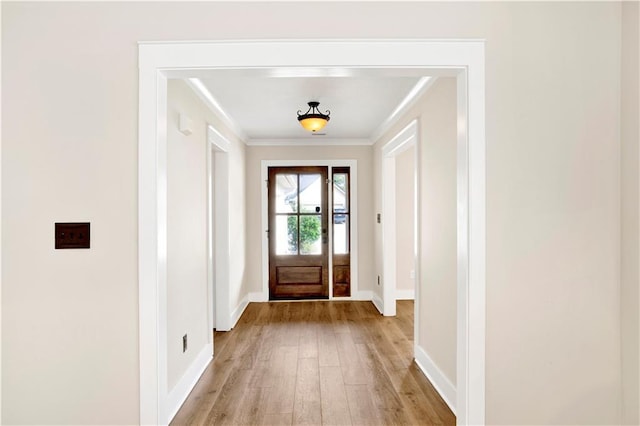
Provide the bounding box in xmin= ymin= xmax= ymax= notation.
xmin=394 ymin=300 xmax=414 ymax=340
xmin=169 ymin=361 xmax=222 ymax=426
xmin=345 ymin=384 xmax=382 ymax=426
xmin=261 ymin=413 xmax=293 ymax=426
xmin=385 ymin=363 xmax=445 ymax=426
xmin=234 ymin=387 xmax=269 ymax=425
xmin=329 ymin=302 xmax=351 ymax=334
xmin=202 ymin=364 xmax=253 ymax=424
xmin=355 ymin=343 xmax=416 ymax=426
xmin=335 ymin=331 xmax=368 ymax=385
xmin=358 ymin=316 xmax=408 ymax=372
xmin=407 ymin=362 xmax=457 ymax=425
xmin=171 ymin=301 xmax=455 ymax=426
xmin=317 ymin=325 xmax=340 ymax=367
xmin=298 ymin=323 xmax=319 ymax=359
xmin=319 ymin=366 xmax=352 ymax=426
xmin=265 ymin=345 xmax=299 ymax=414
xmin=292 ymin=358 xmax=322 ymax=425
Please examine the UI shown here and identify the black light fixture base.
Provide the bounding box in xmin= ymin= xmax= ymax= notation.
xmin=297 ymin=101 xmax=331 ymax=123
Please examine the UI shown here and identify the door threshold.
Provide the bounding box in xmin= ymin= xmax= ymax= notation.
xmin=268 ymin=297 xmax=331 ymax=302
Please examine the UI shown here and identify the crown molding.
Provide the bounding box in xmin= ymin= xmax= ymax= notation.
xmin=185 ymin=78 xmax=249 ymax=143
xmin=186 ymin=75 xmax=437 ymax=147
xmin=369 ymin=76 xmax=437 ymax=143
xmin=246 ymin=138 xmax=372 ymax=146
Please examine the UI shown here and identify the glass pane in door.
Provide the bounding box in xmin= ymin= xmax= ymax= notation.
xmin=299 ymin=174 xmax=322 ymax=213
xmin=275 ymin=174 xmax=298 ymax=213
xmin=333 ymin=173 xmax=349 ymax=212
xmin=333 ymin=215 xmax=349 ymax=254
xmin=299 ymin=215 xmax=322 ymax=255
xmin=276 ymin=215 xmax=298 ymax=255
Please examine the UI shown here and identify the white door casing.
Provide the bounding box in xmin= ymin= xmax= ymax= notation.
xmin=381 ymin=119 xmax=419 ymax=317
xmin=138 ymin=39 xmax=485 ymax=425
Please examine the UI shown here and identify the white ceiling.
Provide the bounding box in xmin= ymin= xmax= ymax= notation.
xmin=192 ymin=69 xmax=429 ymax=143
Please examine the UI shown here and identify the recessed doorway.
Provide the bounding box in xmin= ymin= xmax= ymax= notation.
xmin=138 ymin=39 xmax=486 ymax=425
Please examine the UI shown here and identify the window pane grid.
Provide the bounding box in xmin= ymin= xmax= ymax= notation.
xmin=275 ymin=172 xmax=324 ymax=256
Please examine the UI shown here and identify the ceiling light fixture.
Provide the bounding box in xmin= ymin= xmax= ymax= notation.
xmin=297 ymin=101 xmax=330 ymax=133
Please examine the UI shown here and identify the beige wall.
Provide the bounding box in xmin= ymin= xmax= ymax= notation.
xmin=419 ymin=78 xmax=457 ymax=385
xmin=482 ymin=5 xmax=620 ymax=423
xmin=374 ymin=77 xmax=458 ymax=386
xmin=395 ymin=146 xmax=416 ymax=294
xmin=166 ymin=80 xmax=210 ymax=390
xmin=1 ymin=2 xmax=629 ymax=424
xmin=621 ymin=2 xmax=640 ymax=424
xmin=245 ymin=145 xmax=374 ymax=296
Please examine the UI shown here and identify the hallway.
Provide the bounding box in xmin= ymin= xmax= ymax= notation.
xmin=171 ymin=301 xmax=455 ymax=425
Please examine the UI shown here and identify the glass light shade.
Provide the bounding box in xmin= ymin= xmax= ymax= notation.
xmin=299 ymin=117 xmax=328 ymax=132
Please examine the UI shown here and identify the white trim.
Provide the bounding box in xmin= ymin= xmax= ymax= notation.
xmin=207 ymin=126 xmax=233 ymax=332
xmin=382 ymin=120 xmax=419 ymax=157
xmin=230 ymin=294 xmax=250 ymax=329
xmin=352 ymin=290 xmax=373 ymax=301
xmin=247 ymin=138 xmax=371 ymax=146
xmin=381 ymin=156 xmax=397 ymax=316
xmin=349 ymin=163 xmax=359 ymax=302
xmin=413 ymin=117 xmax=422 ymax=363
xmin=138 ymin=39 xmax=486 ymax=425
xmin=0 ymin=2 xmax=4 ymax=418
xmin=414 ymin=344 xmax=457 ymax=415
xmin=395 ymin=289 xmax=415 ymax=300
xmin=186 ymin=78 xmax=248 ymax=143
xmin=248 ymin=292 xmax=269 ymax=302
xmin=370 ymin=77 xmax=436 ymax=143
xmin=206 ymin=130 xmax=215 ymax=335
xmin=166 ymin=343 xmax=213 ymax=424
xmin=139 ymin=65 xmax=168 ymax=424
xmin=457 ymin=51 xmax=486 ymax=424
xmin=381 ymin=120 xmax=419 ymax=316
xmin=330 ymin=290 xmax=372 ymax=301
xmin=371 ymin=292 xmax=384 ymax=315
xmin=260 ymin=159 xmax=359 ymax=302
xmin=207 ymin=125 xmax=231 ymax=152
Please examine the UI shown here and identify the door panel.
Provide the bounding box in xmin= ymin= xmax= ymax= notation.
xmin=277 ymin=266 xmax=322 ymax=284
xmin=269 ymin=166 xmax=329 ymax=299
xmin=332 ymin=167 xmax=351 ymax=297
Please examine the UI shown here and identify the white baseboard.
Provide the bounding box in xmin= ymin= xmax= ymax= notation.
xmin=352 ymin=290 xmax=373 ymax=301
xmin=230 ymin=294 xmax=250 ymax=328
xmin=249 ymin=291 xmax=268 ymax=302
xmin=167 ymin=343 xmax=213 ymax=423
xmin=371 ymin=292 xmax=384 ymax=314
xmin=414 ymin=344 xmax=456 ymax=414
xmin=396 ymin=289 xmax=415 ymax=300
xmin=248 ymin=291 xmax=373 ymax=302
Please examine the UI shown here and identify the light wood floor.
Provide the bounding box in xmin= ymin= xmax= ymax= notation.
xmin=171 ymin=300 xmax=455 ymax=426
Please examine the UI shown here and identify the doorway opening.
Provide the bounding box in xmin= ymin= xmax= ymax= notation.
xmin=382 ymin=120 xmax=418 ymax=317
xmin=261 ymin=160 xmax=359 ymax=301
xmin=207 ymin=125 xmax=231 ymax=331
xmin=139 ymin=39 xmax=486 ymax=425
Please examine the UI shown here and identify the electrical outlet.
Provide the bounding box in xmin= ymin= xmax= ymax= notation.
xmin=410 ymin=270 xmax=415 ymax=279
xmin=183 ymin=334 xmax=187 ymax=353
